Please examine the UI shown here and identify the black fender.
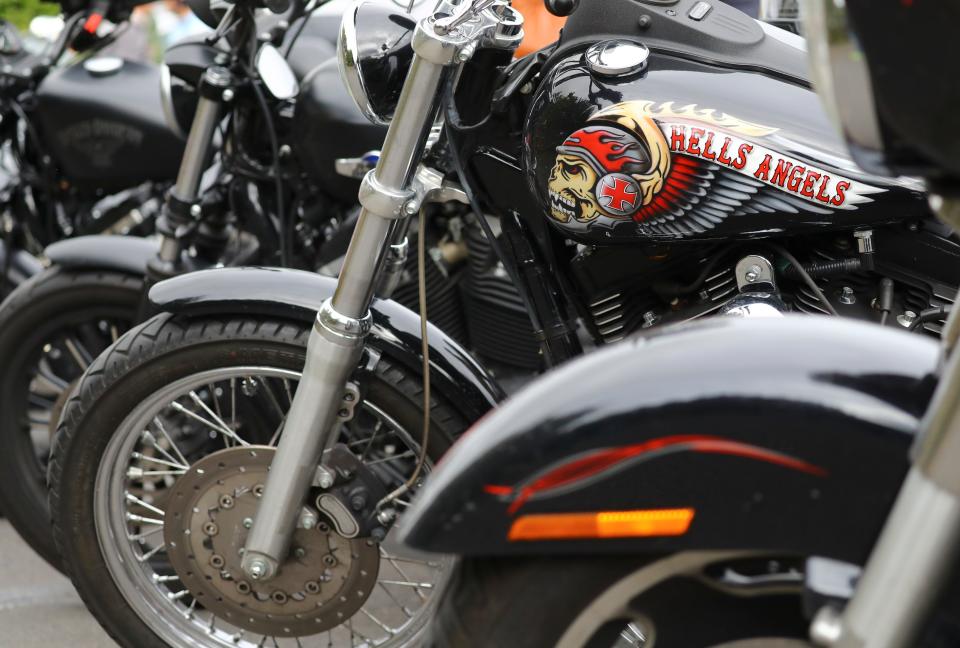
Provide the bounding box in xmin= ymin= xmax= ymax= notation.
xmin=398 ymin=316 xmax=939 ymax=566
xmin=148 ymin=267 xmax=505 ymax=422
xmin=45 ymin=235 xmax=159 ymax=275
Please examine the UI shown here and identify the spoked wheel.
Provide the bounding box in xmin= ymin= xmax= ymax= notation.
xmin=50 ymin=313 xmax=465 ymax=648
xmin=0 ymin=267 xmax=140 ymax=570
xmin=431 ymin=551 xmax=811 ymax=648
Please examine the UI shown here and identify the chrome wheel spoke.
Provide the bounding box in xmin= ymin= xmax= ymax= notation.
xmin=64 ymin=335 xmax=93 ymax=369
xmin=148 ymin=419 xmax=191 ymax=468
xmin=170 ymin=400 xmax=249 ymax=446
xmin=136 ymin=542 xmax=166 ymax=562
xmin=124 ymin=492 xmax=166 ymax=517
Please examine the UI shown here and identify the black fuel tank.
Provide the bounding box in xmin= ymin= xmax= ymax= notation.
xmin=292 ymin=58 xmax=387 ymax=204
xmin=524 ymin=0 xmax=929 ymax=244
xmin=36 ymin=58 xmax=184 ymax=193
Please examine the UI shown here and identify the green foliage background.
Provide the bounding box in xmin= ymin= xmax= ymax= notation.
xmin=1 ymin=0 xmax=60 ymax=30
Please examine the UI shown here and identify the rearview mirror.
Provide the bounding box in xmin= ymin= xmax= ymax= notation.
xmin=256 ymin=44 xmax=298 ymax=101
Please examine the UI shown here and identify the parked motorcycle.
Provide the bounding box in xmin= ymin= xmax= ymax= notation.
xmin=0 ymin=0 xmax=384 ymax=570
xmin=0 ymin=5 xmax=183 ymax=295
xmin=47 ymin=0 xmax=960 ymax=646
xmin=396 ymin=1 xmax=960 ymax=647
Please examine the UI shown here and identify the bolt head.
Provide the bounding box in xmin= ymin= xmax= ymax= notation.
xmin=302 ymin=516 xmax=316 ymax=530
xmin=190 ymin=204 xmax=202 ymax=217
xmin=222 ymin=88 xmax=235 ymax=102
xmin=404 ymin=200 xmax=420 ymax=215
xmin=248 ymin=559 xmax=266 ymax=579
xmin=377 ymin=508 xmax=396 ymax=525
xmin=242 ymin=517 xmax=253 ymax=529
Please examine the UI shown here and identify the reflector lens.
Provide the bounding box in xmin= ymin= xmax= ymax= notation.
xmin=508 ymin=508 xmax=695 ymax=541
xmin=83 ymin=13 xmax=103 ymax=33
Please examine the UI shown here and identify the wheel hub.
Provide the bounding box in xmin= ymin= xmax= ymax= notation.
xmin=163 ymin=446 xmax=380 ymax=637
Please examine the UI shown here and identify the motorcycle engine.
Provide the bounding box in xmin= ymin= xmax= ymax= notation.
xmin=572 ymin=235 xmax=952 ymax=343
xmin=390 ymin=211 xmax=543 ymax=372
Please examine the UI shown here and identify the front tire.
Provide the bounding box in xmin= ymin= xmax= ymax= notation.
xmin=0 ymin=266 xmax=141 ymax=570
xmin=430 ymin=553 xmax=811 ymax=648
xmin=50 ymin=312 xmax=466 ymax=648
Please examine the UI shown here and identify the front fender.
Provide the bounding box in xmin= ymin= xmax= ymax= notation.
xmin=148 ymin=267 xmax=505 ymax=422
xmin=45 ymin=235 xmax=159 ymax=274
xmin=398 ymin=317 xmax=939 ymax=565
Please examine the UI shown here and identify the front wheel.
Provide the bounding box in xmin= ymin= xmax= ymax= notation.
xmin=430 ymin=552 xmax=813 ymax=648
xmin=50 ymin=312 xmax=467 ymax=648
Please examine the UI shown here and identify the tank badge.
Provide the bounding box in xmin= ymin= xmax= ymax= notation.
xmin=547 ymin=100 xmax=884 ymax=232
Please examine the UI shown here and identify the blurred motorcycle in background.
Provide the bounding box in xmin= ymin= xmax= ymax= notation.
xmin=0 ymin=4 xmax=182 ymax=296
xmin=0 ymin=0 xmax=385 ymax=570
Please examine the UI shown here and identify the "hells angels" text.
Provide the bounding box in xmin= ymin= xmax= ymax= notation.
xmin=669 ymin=125 xmax=851 ymax=207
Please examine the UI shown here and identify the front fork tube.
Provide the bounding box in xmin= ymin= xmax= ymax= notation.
xmin=153 ymin=66 xmax=232 ymax=271
xmin=812 ymin=197 xmax=960 ymax=648
xmin=240 ymin=47 xmax=455 ymax=580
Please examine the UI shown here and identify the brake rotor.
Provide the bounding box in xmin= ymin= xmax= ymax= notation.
xmin=163 ymin=446 xmax=380 ymax=637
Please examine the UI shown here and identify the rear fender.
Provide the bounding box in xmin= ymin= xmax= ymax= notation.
xmin=398 ymin=317 xmax=939 ymax=565
xmin=148 ymin=267 xmax=505 ymax=422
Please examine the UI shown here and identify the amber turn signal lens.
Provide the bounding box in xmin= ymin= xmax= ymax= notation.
xmin=508 ymin=508 xmax=695 ymax=541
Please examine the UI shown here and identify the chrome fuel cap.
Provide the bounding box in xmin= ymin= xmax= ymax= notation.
xmin=584 ymin=40 xmax=650 ymax=77
xmin=83 ymin=56 xmax=123 ymax=77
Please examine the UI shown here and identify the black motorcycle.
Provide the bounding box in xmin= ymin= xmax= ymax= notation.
xmin=0 ymin=5 xmax=183 ymax=294
xmin=398 ymin=1 xmax=960 ymax=647
xmin=46 ymin=0 xmax=960 ymax=645
xmin=0 ymin=0 xmax=388 ymax=571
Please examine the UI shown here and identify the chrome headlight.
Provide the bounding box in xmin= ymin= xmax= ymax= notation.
xmin=802 ymin=0 xmax=883 ymax=167
xmin=337 ymin=0 xmax=428 ymax=125
xmin=803 ymin=0 xmax=960 ymax=179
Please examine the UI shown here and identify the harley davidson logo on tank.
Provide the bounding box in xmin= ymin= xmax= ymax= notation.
xmin=547 ymin=100 xmax=884 ymax=233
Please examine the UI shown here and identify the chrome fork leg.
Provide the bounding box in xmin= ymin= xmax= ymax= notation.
xmin=240 ymin=42 xmax=454 ymax=581
xmin=155 ymin=66 xmax=231 ymax=265
xmin=811 ymin=199 xmax=960 ymax=648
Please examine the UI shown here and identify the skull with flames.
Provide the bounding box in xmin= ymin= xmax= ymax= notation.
xmin=548 ymin=109 xmax=671 ymax=224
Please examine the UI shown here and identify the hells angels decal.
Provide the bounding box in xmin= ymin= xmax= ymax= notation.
xmin=547 ymin=101 xmax=885 ymax=236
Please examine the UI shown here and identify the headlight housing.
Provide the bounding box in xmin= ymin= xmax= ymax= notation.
xmin=802 ymin=0 xmax=960 ymax=180
xmin=337 ymin=0 xmax=426 ymax=125
xmin=802 ymin=0 xmax=883 ymax=170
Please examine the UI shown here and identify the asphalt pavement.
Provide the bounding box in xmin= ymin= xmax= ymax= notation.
xmin=0 ymin=520 xmax=116 ymax=647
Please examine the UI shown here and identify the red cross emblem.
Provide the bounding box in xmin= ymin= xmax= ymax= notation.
xmin=596 ymin=173 xmax=640 ymax=217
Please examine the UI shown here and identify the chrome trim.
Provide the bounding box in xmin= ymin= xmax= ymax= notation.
xmin=159 ymin=64 xmax=187 ymax=139
xmin=83 ymin=56 xmax=124 ymax=76
xmin=757 ymin=19 xmax=806 ymax=51
xmin=584 ymin=40 xmax=650 ymax=77
xmin=337 ymin=0 xmax=389 ymax=126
